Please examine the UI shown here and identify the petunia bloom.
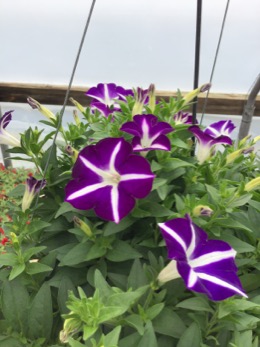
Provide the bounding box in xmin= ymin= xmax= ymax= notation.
xmin=85 ymin=83 xmax=133 ymax=117
xmin=65 ymin=137 xmax=155 ymax=223
xmin=0 ymin=111 xmax=20 ymax=147
xmin=173 ymin=111 xmax=196 ymax=125
xmin=120 ymin=114 xmax=174 ymax=152
xmin=22 ymin=176 xmax=47 ymax=212
xmin=189 ymin=120 xmax=235 ymax=164
xmin=158 ymin=215 xmax=247 ymax=301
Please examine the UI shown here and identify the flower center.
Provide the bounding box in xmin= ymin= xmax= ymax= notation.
xmin=102 ymin=171 xmax=121 ymax=186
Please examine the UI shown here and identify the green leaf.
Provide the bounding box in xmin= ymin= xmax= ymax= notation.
xmin=0 ymin=253 xmax=18 ymax=266
xmin=104 ymin=326 xmax=122 ymax=346
xmin=83 ymin=325 xmax=98 ymax=341
xmin=85 ymin=242 xmax=107 ymax=261
xmin=1 ymin=278 xmax=29 ymax=334
xmin=55 ymin=202 xmax=83 ymax=218
xmin=9 ymin=263 xmax=26 ymax=280
xmin=127 ymin=259 xmax=148 ymax=290
xmin=28 ymin=283 xmax=53 ymax=341
xmin=94 ymin=270 xmax=113 ymax=299
xmin=152 ymin=178 xmax=168 ymax=190
xmin=146 ymin=303 xmax=165 ymax=320
xmin=205 ymin=184 xmax=221 ymax=201
xmin=118 ymin=332 xmax=141 ymax=347
xmin=106 ymin=240 xmax=141 ymax=262
xmin=137 ymin=321 xmax=157 ymax=347
xmin=58 ymin=277 xmax=77 ymax=314
xmin=227 ymin=194 xmax=252 ymax=208
xmin=67 ymin=338 xmax=85 ymax=347
xmin=23 ymin=246 xmax=47 ymax=262
xmin=137 ymin=202 xmax=173 ymax=217
xmin=218 ymin=298 xmax=260 ymax=319
xmin=103 ymin=216 xmax=136 ymax=236
xmin=153 ymin=308 xmax=186 ymax=338
xmin=163 ymin=158 xmax=194 ymax=171
xmin=124 ymin=314 xmax=144 ymax=335
xmin=0 ymin=337 xmax=23 ymax=347
xmin=176 ymin=297 xmax=214 ymax=313
xmin=177 ymin=322 xmax=201 ymax=347
xmin=26 ymin=262 xmax=52 ymax=275
xmin=220 ymin=234 xmax=255 ymax=253
xmin=59 ymin=242 xmax=92 ymax=266
xmin=7 ymin=184 xmax=25 ymax=197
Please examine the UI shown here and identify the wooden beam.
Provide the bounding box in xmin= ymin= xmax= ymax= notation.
xmin=0 ymin=82 xmax=259 ymax=116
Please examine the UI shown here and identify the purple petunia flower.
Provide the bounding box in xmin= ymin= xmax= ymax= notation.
xmin=0 ymin=111 xmax=20 ymax=147
xmin=65 ymin=137 xmax=155 ymax=223
xmin=22 ymin=176 xmax=47 ymax=212
xmin=173 ymin=111 xmax=196 ymax=125
xmin=158 ymin=215 xmax=247 ymax=301
xmin=189 ymin=120 xmax=235 ymax=164
xmin=120 ymin=114 xmax=174 ymax=152
xmin=85 ymin=83 xmax=133 ymax=117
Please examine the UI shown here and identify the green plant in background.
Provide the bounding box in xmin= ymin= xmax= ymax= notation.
xmin=0 ymin=83 xmax=259 ymax=347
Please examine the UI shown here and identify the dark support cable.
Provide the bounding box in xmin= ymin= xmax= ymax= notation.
xmin=33 ymin=0 xmax=97 ymax=210
xmin=192 ymin=0 xmax=202 ymax=125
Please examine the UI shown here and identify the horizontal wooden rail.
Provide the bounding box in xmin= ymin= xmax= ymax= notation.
xmin=0 ymin=82 xmax=259 ymax=116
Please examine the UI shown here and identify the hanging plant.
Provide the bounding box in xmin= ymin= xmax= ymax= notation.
xmin=0 ymin=83 xmax=260 ymax=347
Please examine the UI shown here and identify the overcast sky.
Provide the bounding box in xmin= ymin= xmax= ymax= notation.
xmin=0 ymin=0 xmax=259 ymax=93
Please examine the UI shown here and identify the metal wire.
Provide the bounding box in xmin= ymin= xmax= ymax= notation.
xmin=200 ymin=0 xmax=230 ymax=125
xmin=33 ymin=0 xmax=97 ymax=210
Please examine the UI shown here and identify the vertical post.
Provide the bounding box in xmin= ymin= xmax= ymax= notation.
xmin=0 ymin=107 xmax=13 ymax=168
xmin=238 ymin=75 xmax=260 ymax=141
xmin=192 ymin=0 xmax=203 ymax=125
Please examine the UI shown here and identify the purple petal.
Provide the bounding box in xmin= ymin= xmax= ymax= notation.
xmin=116 ymin=86 xmax=134 ymax=100
xmin=120 ymin=121 xmax=141 ymax=137
xmin=26 ymin=176 xmax=46 ymax=193
xmin=159 ymin=215 xmax=247 ymax=300
xmin=158 ymin=216 xmax=207 ymax=261
xmin=90 ymin=102 xmax=113 ymax=117
xmin=94 ymin=186 xmax=135 ymax=223
xmin=174 ymin=112 xmax=196 ymax=125
xmin=0 ymin=110 xmax=14 ymax=130
xmin=205 ymin=120 xmax=236 ymax=137
xmin=118 ymin=155 xmax=155 ymax=198
xmin=132 ymin=134 xmax=171 ymax=152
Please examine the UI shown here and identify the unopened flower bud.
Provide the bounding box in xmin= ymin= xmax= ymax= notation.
xmin=244 ymin=177 xmax=260 ymax=192
xmin=73 ymin=110 xmax=81 ymax=126
xmin=252 ymin=135 xmax=260 ymax=145
xmin=239 ymin=135 xmax=251 ymax=146
xmin=148 ymin=83 xmax=156 ymax=112
xmin=183 ymin=83 xmax=211 ymax=106
xmin=60 ymin=317 xmax=81 ymax=343
xmin=65 ymin=145 xmax=79 ymax=163
xmin=73 ymin=216 xmax=92 ymax=237
xmin=27 ymin=97 xmax=56 ymax=120
xmin=132 ymin=87 xmax=148 ymax=117
xmin=193 ymin=205 xmax=213 ymax=217
xmin=22 ymin=176 xmax=47 ymax=212
xmin=70 ymin=97 xmax=85 ymax=114
xmin=157 ymin=260 xmax=181 ymax=284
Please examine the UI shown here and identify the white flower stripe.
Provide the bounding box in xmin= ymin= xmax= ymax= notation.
xmin=158 ymin=223 xmax=187 ymax=253
xmin=196 ymin=272 xmax=248 ymax=297
xmin=66 ymin=182 xmax=107 ymax=200
xmin=80 ymin=155 xmax=106 ymax=178
xmin=187 ymin=268 xmax=198 ymax=287
xmin=109 ymin=141 xmax=121 ymax=173
xmin=189 ymin=249 xmax=236 ymax=268
xmin=120 ymin=173 xmax=154 ymax=181
xmin=111 ymin=186 xmax=120 ymax=223
xmin=186 ymin=221 xmax=197 ymax=258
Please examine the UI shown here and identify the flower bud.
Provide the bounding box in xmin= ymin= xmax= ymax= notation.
xmin=27 ymin=97 xmax=56 ymax=120
xmin=193 ymin=205 xmax=213 ymax=217
xmin=148 ymin=83 xmax=156 ymax=112
xmin=252 ymin=135 xmax=260 ymax=145
xmin=70 ymin=97 xmax=86 ymax=114
xmin=60 ymin=317 xmax=81 ymax=343
xmin=73 ymin=216 xmax=93 ymax=238
xmin=157 ymin=260 xmax=181 ymax=284
xmin=65 ymin=145 xmax=79 ymax=163
xmin=22 ymin=177 xmax=47 ymax=212
xmin=73 ymin=110 xmax=81 ymax=126
xmin=132 ymin=87 xmax=148 ymax=117
xmin=244 ymin=177 xmax=260 ymax=192
xmin=183 ymin=83 xmax=211 ymax=106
